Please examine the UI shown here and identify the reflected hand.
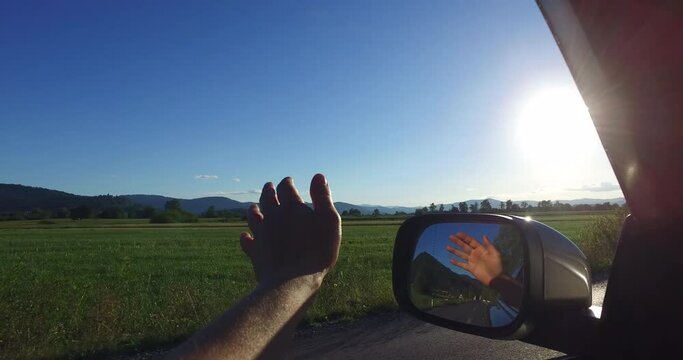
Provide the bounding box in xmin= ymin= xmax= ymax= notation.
xmin=240 ymin=174 xmax=342 ymax=288
xmin=446 ymin=232 xmax=503 ymax=287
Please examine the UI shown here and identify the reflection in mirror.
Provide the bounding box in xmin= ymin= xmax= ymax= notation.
xmin=409 ymin=222 xmax=524 ymax=328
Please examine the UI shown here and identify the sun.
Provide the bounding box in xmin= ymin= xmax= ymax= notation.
xmin=516 ymin=86 xmax=600 ymax=167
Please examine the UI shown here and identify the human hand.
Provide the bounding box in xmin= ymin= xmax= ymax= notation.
xmin=446 ymin=232 xmax=503 ymax=287
xmin=240 ymin=174 xmax=341 ymax=289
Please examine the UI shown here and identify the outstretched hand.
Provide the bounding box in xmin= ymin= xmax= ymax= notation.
xmin=239 ymin=174 xmax=342 ymax=288
xmin=446 ymin=232 xmax=503 ymax=287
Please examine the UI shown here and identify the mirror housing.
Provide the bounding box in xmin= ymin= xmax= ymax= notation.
xmin=392 ymin=214 xmax=591 ymax=339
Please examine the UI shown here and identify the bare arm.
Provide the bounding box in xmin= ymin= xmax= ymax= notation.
xmin=166 ymin=174 xmax=341 ymax=360
xmin=489 ymin=274 xmax=522 ymax=309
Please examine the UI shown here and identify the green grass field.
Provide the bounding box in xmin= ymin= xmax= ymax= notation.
xmin=0 ymin=213 xmax=611 ymax=359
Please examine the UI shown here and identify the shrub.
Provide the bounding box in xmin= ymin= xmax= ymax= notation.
xmin=576 ymin=209 xmax=628 ymax=275
xmin=150 ymin=209 xmax=198 ymax=224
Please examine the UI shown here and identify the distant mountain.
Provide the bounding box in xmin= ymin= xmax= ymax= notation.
xmin=0 ymin=184 xmax=249 ymax=216
xmin=557 ymin=197 xmax=626 ymax=206
xmin=181 ymin=197 xmax=248 ymax=214
xmin=121 ymin=195 xmax=174 ymax=210
xmin=0 ymin=184 xmax=130 ymax=212
xmin=124 ymin=195 xmax=249 ymax=215
xmin=334 ymin=202 xmax=418 ymax=215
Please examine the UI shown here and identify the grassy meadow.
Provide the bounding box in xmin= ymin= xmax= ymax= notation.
xmin=0 ymin=212 xmax=615 ymax=359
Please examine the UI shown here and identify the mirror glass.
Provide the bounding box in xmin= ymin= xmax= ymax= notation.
xmin=409 ymin=222 xmax=524 ymax=327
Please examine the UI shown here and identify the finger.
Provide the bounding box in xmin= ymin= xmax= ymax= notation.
xmin=482 ymin=235 xmax=492 ymax=249
xmin=247 ymin=203 xmax=264 ymax=235
xmin=446 ymin=245 xmax=469 ymax=260
xmin=310 ymin=173 xmax=338 ymax=215
xmin=484 ymin=235 xmax=501 ymax=255
xmin=459 ymin=232 xmax=480 ymax=249
xmin=450 ymin=258 xmax=470 ymax=271
xmin=276 ymin=177 xmax=304 ymax=206
xmin=449 ymin=234 xmax=472 ymax=253
xmin=449 ymin=236 xmax=471 ymax=253
xmin=240 ymin=232 xmax=255 ymax=258
xmin=259 ymin=182 xmax=279 ymax=215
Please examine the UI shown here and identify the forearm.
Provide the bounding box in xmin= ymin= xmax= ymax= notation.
xmin=166 ymin=275 xmax=322 ymax=360
xmin=489 ymin=274 xmax=523 ymax=309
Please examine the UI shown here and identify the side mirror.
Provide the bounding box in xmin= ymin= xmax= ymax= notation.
xmin=392 ymin=214 xmax=591 ymax=339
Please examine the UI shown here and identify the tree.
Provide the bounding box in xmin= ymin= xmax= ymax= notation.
xmin=70 ymin=205 xmax=93 ymax=220
xmin=26 ymin=208 xmax=49 ymax=220
xmin=553 ymin=201 xmax=562 ymax=211
xmin=204 ymin=206 xmax=216 ymax=218
xmin=429 ymin=203 xmax=437 ymax=213
xmin=521 ymin=201 xmax=529 ymax=210
xmin=98 ymin=207 xmax=125 ymax=219
xmin=494 ymin=224 xmax=526 ymax=277
xmin=54 ymin=207 xmax=70 ymax=219
xmin=480 ymin=199 xmax=493 ymax=212
xmin=372 ymin=209 xmax=381 ymax=216
xmin=537 ymin=200 xmax=552 ymax=211
xmin=165 ymin=199 xmax=181 ymax=211
xmin=341 ymin=210 xmax=349 ymax=216
xmin=506 ymin=199 xmax=513 ymax=211
xmin=499 ymin=201 xmax=505 ymax=211
xmin=449 ymin=205 xmax=458 ymax=213
xmin=469 ymin=202 xmax=479 ymax=213
xmin=438 ymin=204 xmax=445 ymax=213
xmin=347 ymin=208 xmax=362 ymax=216
xmin=458 ymin=202 xmax=468 ymax=213
xmin=152 ymin=199 xmax=197 ymax=223
xmin=139 ymin=206 xmax=157 ymax=218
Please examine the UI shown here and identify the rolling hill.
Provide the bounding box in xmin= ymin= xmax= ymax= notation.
xmin=0 ymin=184 xmax=131 ymax=212
xmin=123 ymin=195 xmax=248 ymax=214
xmin=0 ymin=183 xmax=626 ymax=216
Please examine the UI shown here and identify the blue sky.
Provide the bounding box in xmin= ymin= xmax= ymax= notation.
xmin=1 ymin=1 xmax=621 ymax=206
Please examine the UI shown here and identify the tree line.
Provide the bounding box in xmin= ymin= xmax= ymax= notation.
xmin=340 ymin=199 xmax=625 ymax=218
xmin=0 ymin=200 xmax=246 ymax=223
xmin=2 ymin=199 xmax=625 ymax=222
xmin=0 ymin=203 xmax=158 ymax=221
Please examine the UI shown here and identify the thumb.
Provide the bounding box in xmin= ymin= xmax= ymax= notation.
xmin=310 ymin=173 xmax=338 ymax=215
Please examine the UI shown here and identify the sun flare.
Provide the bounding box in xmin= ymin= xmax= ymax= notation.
xmin=516 ymin=86 xmax=599 ymax=165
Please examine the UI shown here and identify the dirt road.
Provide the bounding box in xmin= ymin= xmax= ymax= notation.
xmin=289 ymin=281 xmax=607 ymax=359
xmin=121 ymin=281 xmax=606 ymax=359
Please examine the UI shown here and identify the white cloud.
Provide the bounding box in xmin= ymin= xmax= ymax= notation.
xmin=233 ymin=177 xmax=241 ymax=183
xmin=194 ymin=175 xmax=218 ymax=180
xmin=208 ymin=189 xmax=261 ymax=196
xmin=568 ymin=182 xmax=621 ymax=192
